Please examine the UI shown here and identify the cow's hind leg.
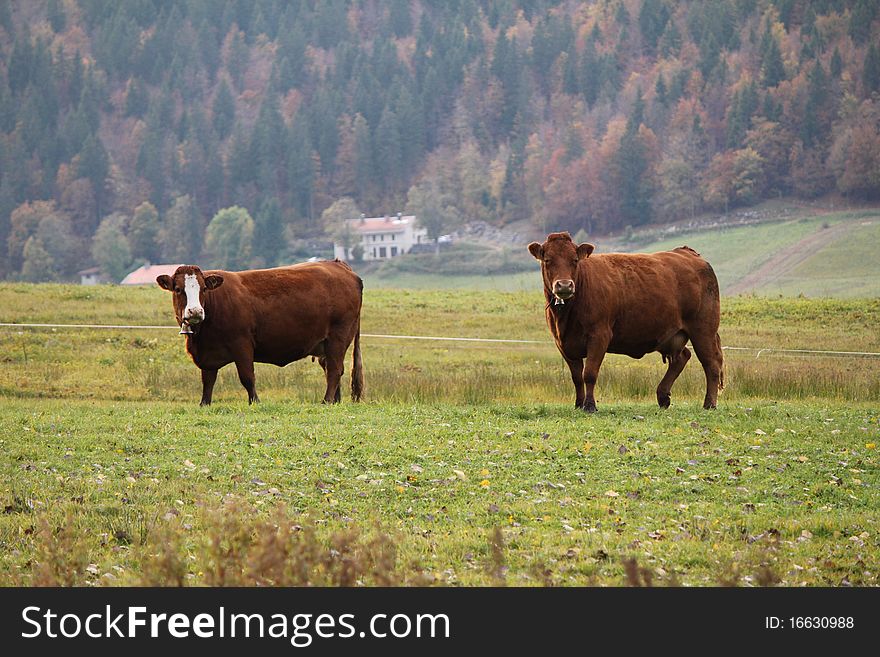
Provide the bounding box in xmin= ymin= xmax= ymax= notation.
xmin=321 ymin=338 xmax=346 ymax=404
xmin=234 ymin=357 xmax=259 ymax=404
xmin=656 ymin=347 xmax=690 ymax=409
xmin=200 ymin=368 xmax=218 ymax=406
xmin=691 ymin=332 xmax=724 ymax=409
xmin=316 ymin=356 xmax=342 ymax=403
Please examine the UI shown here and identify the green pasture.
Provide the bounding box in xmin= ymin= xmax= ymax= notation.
xmin=0 ymin=284 xmax=877 ymax=586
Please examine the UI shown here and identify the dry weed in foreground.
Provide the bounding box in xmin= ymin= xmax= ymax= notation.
xmin=24 ymin=498 xmax=431 ymax=587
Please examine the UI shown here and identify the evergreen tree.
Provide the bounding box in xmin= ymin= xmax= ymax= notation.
xmin=803 ymin=63 xmax=829 ymax=147
xmin=639 ymin=0 xmax=670 ymax=55
xmin=253 ymin=198 xmax=284 ymax=267
xmin=76 ymin=134 xmax=109 ymax=215
xmin=227 ymin=29 xmax=249 ymax=89
xmin=830 ymin=47 xmax=843 ymax=79
xmin=390 ymin=0 xmax=413 ymax=38
xmin=212 ymin=78 xmax=236 ymax=139
xmin=616 ymin=90 xmax=652 ymax=225
xmin=287 ymin=114 xmax=314 ymax=222
xmin=47 ymin=0 xmax=66 ymax=33
xmin=863 ymin=44 xmax=880 ymax=96
xmin=761 ymin=33 xmax=786 ymax=88
xmin=849 ymin=0 xmax=877 ymax=46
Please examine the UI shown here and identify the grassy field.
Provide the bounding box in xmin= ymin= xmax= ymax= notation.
xmin=0 ymin=284 xmax=878 ymax=586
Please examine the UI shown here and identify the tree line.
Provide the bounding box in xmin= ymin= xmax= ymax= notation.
xmin=1 ymin=0 xmax=879 ymax=281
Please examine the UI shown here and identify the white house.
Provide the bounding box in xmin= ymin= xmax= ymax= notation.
xmin=333 ymin=214 xmax=427 ymax=261
xmin=77 ymin=266 xmax=103 ymax=285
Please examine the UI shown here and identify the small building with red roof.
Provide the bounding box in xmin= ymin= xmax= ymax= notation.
xmin=120 ymin=263 xmax=184 ymax=285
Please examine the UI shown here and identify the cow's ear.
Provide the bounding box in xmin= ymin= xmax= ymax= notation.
xmin=576 ymin=243 xmax=595 ymax=260
xmin=527 ymin=242 xmax=544 ymax=260
xmin=205 ymin=274 xmax=224 ymax=290
xmin=156 ymin=275 xmax=174 ymax=291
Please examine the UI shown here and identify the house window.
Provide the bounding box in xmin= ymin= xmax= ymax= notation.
xmin=372 ymin=248 xmax=377 ymax=258
xmin=391 ymin=234 xmax=395 ymax=241
xmin=390 ymin=246 xmax=398 ymax=257
xmin=379 ymin=247 xmax=387 ymax=258
xmin=380 ymin=234 xmax=384 ymax=242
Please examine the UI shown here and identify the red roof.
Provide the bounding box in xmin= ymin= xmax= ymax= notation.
xmin=351 ymin=215 xmax=416 ymax=233
xmin=120 ymin=264 xmax=184 ymax=285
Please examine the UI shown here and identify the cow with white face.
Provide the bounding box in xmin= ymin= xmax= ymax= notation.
xmin=157 ymin=266 xmax=224 ymax=334
xmin=157 ymin=261 xmax=365 ymax=406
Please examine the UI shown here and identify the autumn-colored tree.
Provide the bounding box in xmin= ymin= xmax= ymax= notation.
xmin=744 ymin=118 xmax=795 ymax=196
xmin=829 ymin=97 xmax=880 ymax=199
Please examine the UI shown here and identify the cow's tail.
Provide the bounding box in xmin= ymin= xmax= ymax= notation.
xmin=716 ymin=333 xmax=725 ymax=393
xmin=351 ymin=317 xmax=364 ymax=402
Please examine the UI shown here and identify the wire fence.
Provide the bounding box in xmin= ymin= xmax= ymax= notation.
xmin=2 ymin=322 xmax=879 ymax=359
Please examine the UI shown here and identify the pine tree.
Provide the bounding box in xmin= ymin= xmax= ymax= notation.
xmin=253 ymin=198 xmax=284 ymax=267
xmin=761 ymin=33 xmax=786 ymax=88
xmin=212 ymin=78 xmax=236 ymax=139
xmin=863 ymin=44 xmax=880 ymax=96
xmin=389 ymin=0 xmax=413 ymax=38
xmin=616 ymin=90 xmax=652 ymax=225
xmin=287 ymin=115 xmax=314 ymax=222
xmin=47 ymin=0 xmax=66 ymax=33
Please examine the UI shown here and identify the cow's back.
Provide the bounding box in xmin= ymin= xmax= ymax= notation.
xmin=575 ymin=248 xmax=719 ymax=357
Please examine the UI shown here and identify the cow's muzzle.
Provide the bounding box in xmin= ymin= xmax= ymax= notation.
xmin=552 ymin=279 xmax=575 ymax=303
xmin=183 ymin=310 xmax=204 ymax=324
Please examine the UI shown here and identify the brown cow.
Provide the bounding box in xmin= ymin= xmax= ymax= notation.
xmin=157 ymin=260 xmax=364 ymax=405
xmin=527 ymin=232 xmax=723 ymax=412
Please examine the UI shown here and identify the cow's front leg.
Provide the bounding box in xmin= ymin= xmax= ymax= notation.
xmin=582 ymin=334 xmax=610 ymax=413
xmin=563 ymin=356 xmax=585 ymax=409
xmin=200 ymin=368 xmax=218 ymax=406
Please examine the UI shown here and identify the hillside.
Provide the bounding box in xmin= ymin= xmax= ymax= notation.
xmin=1 ymin=1 xmax=880 ymax=283
xmin=364 ymin=207 xmax=880 ymax=297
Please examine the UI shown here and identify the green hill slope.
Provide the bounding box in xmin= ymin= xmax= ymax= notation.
xmin=365 ymin=209 xmax=880 ymax=297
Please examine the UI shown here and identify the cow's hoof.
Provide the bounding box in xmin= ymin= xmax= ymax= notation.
xmin=657 ymin=392 xmax=671 ymax=409
xmin=703 ymin=402 xmax=717 ymax=410
xmin=581 ymin=402 xmax=598 ymax=413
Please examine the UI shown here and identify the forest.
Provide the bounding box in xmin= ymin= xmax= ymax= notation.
xmin=0 ymin=0 xmax=879 ymax=281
